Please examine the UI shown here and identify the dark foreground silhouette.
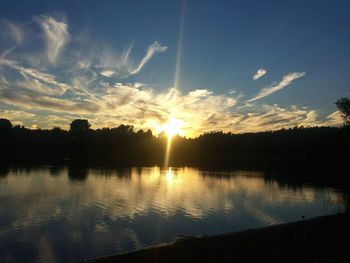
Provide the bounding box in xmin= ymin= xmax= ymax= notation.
xmin=1 ymin=118 xmax=350 ymax=169
xmin=87 ymin=213 xmax=350 ymax=263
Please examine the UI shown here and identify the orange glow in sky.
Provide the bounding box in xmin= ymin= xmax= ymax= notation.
xmin=155 ymin=117 xmax=185 ymax=138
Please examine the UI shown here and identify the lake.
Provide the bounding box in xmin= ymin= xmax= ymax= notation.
xmin=0 ymin=166 xmax=346 ymax=262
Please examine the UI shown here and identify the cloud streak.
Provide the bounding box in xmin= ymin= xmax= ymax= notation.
xmin=0 ymin=21 xmax=24 ymax=59
xmin=253 ymin=68 xmax=267 ymax=80
xmin=0 ymin=73 xmax=336 ymax=137
xmin=247 ymin=72 xmax=305 ymax=102
xmin=0 ymin=13 xmax=340 ymax=136
xmin=129 ymin=41 xmax=168 ymax=75
xmin=35 ymin=15 xmax=70 ymax=64
xmin=96 ymin=42 xmax=167 ymax=78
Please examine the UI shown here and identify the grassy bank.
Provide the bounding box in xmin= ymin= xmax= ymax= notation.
xmin=87 ymin=213 xmax=349 ymax=263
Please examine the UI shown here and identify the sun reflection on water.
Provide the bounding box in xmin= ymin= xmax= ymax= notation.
xmin=0 ymin=166 xmax=345 ymax=262
xmin=166 ymin=167 xmax=173 ymax=185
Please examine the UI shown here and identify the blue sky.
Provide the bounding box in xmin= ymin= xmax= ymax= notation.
xmin=0 ymin=0 xmax=349 ymax=136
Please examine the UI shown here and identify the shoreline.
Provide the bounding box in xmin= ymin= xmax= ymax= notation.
xmin=86 ymin=213 xmax=349 ymax=263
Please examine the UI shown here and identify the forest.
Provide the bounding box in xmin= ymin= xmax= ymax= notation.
xmin=1 ymin=98 xmax=350 ymax=170
xmin=1 ymin=117 xmax=349 ymax=170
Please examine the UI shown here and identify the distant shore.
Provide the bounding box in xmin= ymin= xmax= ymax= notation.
xmin=2 ymin=125 xmax=350 ymax=173
xmin=86 ymin=213 xmax=349 ymax=263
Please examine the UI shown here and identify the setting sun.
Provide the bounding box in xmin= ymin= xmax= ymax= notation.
xmin=156 ymin=117 xmax=185 ymax=138
xmin=1 ymin=0 xmax=350 ymax=262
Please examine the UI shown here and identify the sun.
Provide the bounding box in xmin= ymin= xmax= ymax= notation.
xmin=152 ymin=117 xmax=185 ymax=167
xmin=157 ymin=117 xmax=185 ymax=138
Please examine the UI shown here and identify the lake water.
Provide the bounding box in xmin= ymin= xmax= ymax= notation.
xmin=0 ymin=166 xmax=345 ymax=262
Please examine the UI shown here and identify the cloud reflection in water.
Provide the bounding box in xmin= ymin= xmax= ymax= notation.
xmin=0 ymin=166 xmax=344 ymax=262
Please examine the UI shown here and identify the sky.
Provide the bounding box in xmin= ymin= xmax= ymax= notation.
xmin=0 ymin=0 xmax=349 ymax=137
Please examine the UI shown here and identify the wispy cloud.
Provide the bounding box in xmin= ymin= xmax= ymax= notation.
xmin=231 ymin=104 xmax=320 ymax=133
xmin=247 ymin=72 xmax=305 ymax=102
xmin=253 ymin=68 xmax=267 ymax=80
xmin=0 ymin=58 xmax=102 ymax=101
xmin=1 ymin=58 xmax=61 ymax=84
xmin=0 ymin=109 xmax=35 ymax=126
xmin=0 ymin=88 xmax=100 ymax=115
xmin=100 ymin=70 xmax=115 ymax=78
xmin=129 ymin=41 xmax=168 ymax=75
xmin=0 ymin=72 xmax=332 ymax=136
xmin=324 ymin=111 xmax=343 ymax=127
xmin=96 ymin=42 xmax=167 ymax=78
xmin=35 ymin=15 xmax=70 ymax=64
xmin=0 ymin=21 xmax=24 ymax=59
xmin=0 ymin=73 xmax=340 ymax=136
xmin=1 ymin=20 xmax=24 ymax=45
xmin=0 ymin=58 xmax=68 ymax=95
xmin=96 ymin=44 xmax=134 ymax=78
xmin=0 ymin=13 xmax=339 ymax=136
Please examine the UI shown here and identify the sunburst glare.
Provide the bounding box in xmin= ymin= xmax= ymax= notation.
xmin=154 ymin=116 xmax=185 ymax=138
xmin=158 ymin=117 xmax=185 ymax=167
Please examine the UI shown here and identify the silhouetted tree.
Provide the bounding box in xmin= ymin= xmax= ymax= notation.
xmin=1 ymin=116 xmax=350 ymax=177
xmin=70 ymin=119 xmax=91 ymax=135
xmin=52 ymin=127 xmax=63 ymax=132
xmin=0 ymin=118 xmax=12 ymax=131
xmin=145 ymin=129 xmax=153 ymax=137
xmin=336 ymin=98 xmax=350 ymax=126
xmin=115 ymin=124 xmax=134 ymax=135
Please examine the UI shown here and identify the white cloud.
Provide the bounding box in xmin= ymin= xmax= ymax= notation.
xmin=9 ymin=16 xmax=167 ymax=78
xmin=120 ymin=43 xmax=133 ymax=69
xmin=0 ymin=14 xmax=340 ymax=136
xmin=100 ymin=70 xmax=115 ymax=77
xmin=76 ymin=60 xmax=91 ymax=70
xmin=189 ymin=89 xmax=213 ymax=98
xmin=324 ymin=111 xmax=343 ymax=127
xmin=0 ymin=75 xmax=342 ymax=136
xmin=0 ymin=21 xmax=24 ymax=59
xmin=0 ymin=109 xmax=75 ymax=129
xmin=247 ymin=72 xmax=305 ymax=102
xmin=94 ymin=44 xmax=134 ymax=78
xmin=0 ymin=58 xmax=69 ymax=95
xmin=0 ymin=109 xmax=35 ymax=125
xmin=0 ymin=59 xmax=337 ymax=136
xmin=133 ymin=82 xmax=146 ymax=88
xmin=129 ymin=41 xmax=168 ymax=75
xmin=0 ymin=89 xmax=100 ymax=114
xmin=97 ymin=42 xmax=167 ymax=78
xmin=253 ymin=68 xmax=267 ymax=80
xmin=231 ymin=104 xmax=320 ymax=133
xmin=35 ymin=15 xmax=70 ymax=64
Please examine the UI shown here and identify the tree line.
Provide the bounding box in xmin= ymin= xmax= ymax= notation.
xmin=1 ymin=118 xmax=349 ymax=168
xmin=1 ymin=98 xmax=350 ymax=169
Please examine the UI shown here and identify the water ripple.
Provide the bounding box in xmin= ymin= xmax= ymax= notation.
xmin=0 ymin=166 xmax=346 ymax=262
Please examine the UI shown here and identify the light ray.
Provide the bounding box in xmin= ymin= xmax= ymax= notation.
xmin=174 ymin=0 xmax=187 ymax=91
xmin=163 ymin=116 xmax=184 ymax=167
xmin=164 ymin=0 xmax=187 ymax=168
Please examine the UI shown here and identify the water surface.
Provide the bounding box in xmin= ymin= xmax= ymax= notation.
xmin=0 ymin=166 xmax=345 ymax=262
